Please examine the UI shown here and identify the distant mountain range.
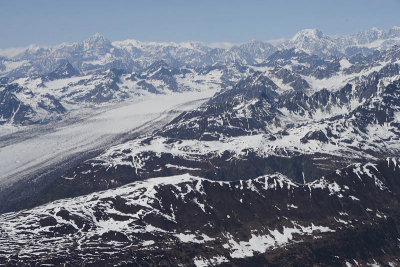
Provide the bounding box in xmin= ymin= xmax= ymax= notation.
xmin=1 ymin=27 xmax=400 ymax=78
xmin=2 ymin=27 xmax=400 ymax=127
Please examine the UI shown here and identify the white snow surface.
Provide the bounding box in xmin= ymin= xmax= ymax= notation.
xmin=0 ymin=89 xmax=216 ymax=188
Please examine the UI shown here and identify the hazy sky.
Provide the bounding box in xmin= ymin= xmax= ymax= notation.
xmin=1 ymin=0 xmax=400 ymax=48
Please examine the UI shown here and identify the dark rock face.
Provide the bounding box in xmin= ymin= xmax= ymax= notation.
xmin=271 ymin=67 xmax=310 ymax=91
xmin=37 ymin=94 xmax=67 ymax=114
xmin=158 ymin=72 xmax=280 ymax=140
xmin=39 ymin=216 xmax=58 ymax=227
xmin=263 ymin=48 xmax=341 ymax=79
xmin=301 ymin=130 xmax=329 ymax=143
xmin=43 ymin=61 xmax=80 ymax=81
xmin=350 ymin=79 xmax=400 ymax=129
xmin=0 ymin=85 xmax=35 ymax=125
xmin=16 ymin=151 xmax=347 ymax=212
xmin=1 ymin=159 xmax=400 ymax=266
xmin=136 ymin=80 xmax=160 ymax=94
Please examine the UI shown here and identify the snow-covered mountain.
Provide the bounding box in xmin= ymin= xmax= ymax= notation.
xmin=1 ymin=159 xmax=399 ymax=266
xmin=0 ymin=34 xmax=273 ymax=79
xmin=6 ymin=46 xmax=400 ymax=220
xmin=0 ymin=61 xmax=250 ymax=125
xmin=1 ymin=26 xmax=400 ymax=79
xmin=282 ymin=29 xmax=342 ymax=57
xmin=281 ymin=26 xmax=400 ymax=57
xmin=2 ymin=26 xmax=400 ymax=266
xmin=0 ymin=26 xmax=399 ymax=128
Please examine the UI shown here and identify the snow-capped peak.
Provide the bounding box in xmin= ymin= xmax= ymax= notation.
xmin=89 ymin=32 xmax=108 ymax=42
xmin=283 ymin=28 xmax=339 ymax=57
xmin=291 ymin=29 xmax=326 ymax=41
xmin=83 ymin=33 xmax=112 ymax=50
xmin=369 ymin=26 xmax=383 ymax=32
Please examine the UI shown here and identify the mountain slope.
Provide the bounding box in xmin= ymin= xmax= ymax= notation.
xmin=1 ymin=158 xmax=399 ymax=266
xmin=0 ymin=60 xmax=249 ymax=125
xmin=14 ymin=66 xmax=400 ymax=211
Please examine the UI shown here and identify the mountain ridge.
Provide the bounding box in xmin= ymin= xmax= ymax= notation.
xmin=2 ymin=26 xmax=400 ymax=79
xmin=1 ymin=158 xmax=399 ymax=266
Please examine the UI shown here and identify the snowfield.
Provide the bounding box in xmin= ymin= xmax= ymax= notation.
xmin=0 ymin=89 xmax=217 ymax=189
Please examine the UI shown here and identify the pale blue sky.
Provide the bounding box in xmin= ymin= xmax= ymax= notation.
xmin=1 ymin=0 xmax=399 ymax=48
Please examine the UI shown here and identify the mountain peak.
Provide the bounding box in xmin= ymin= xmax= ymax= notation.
xmin=370 ymin=26 xmax=382 ymax=32
xmin=292 ymin=29 xmax=325 ymax=40
xmin=147 ymin=60 xmax=169 ymax=69
xmin=90 ymin=32 xmax=107 ymax=41
xmin=46 ymin=61 xmax=80 ymax=80
xmin=83 ymin=33 xmax=112 ymax=50
xmin=285 ymin=28 xmax=340 ymax=57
